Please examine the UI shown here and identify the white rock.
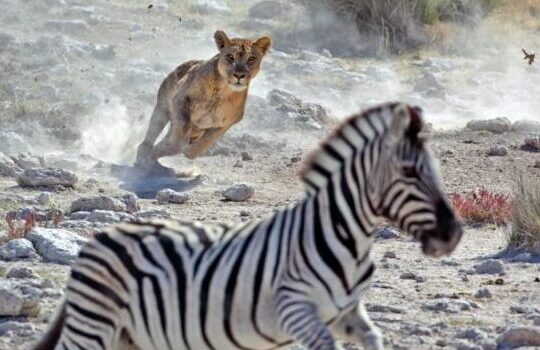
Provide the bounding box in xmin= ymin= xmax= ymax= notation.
xmin=475 ymin=288 xmax=493 ymax=299
xmin=27 ymin=227 xmax=87 ymax=265
xmin=156 ymin=189 xmax=189 ymax=204
xmin=36 ymin=192 xmax=51 ymax=205
xmin=455 ymin=328 xmax=487 ymax=341
xmin=121 ymin=193 xmax=140 ymax=213
xmin=0 ymin=152 xmax=22 ymax=177
xmin=135 ymin=209 xmax=171 ymax=219
xmin=523 ymin=135 xmax=540 ymax=152
xmin=70 ymin=211 xmax=91 ymax=220
xmin=366 ymin=304 xmax=407 ymax=314
xmin=17 ymin=168 xmax=78 ymax=187
xmin=0 ymin=288 xmax=23 ymax=316
xmin=375 ymin=227 xmax=400 ymax=239
xmin=400 ymin=272 xmax=416 ymax=280
xmin=383 ymin=251 xmax=397 ymax=259
xmin=466 ymin=118 xmax=511 ymax=134
xmin=473 ymin=260 xmax=505 ymax=275
xmin=6 ymin=266 xmax=39 ymax=279
xmin=0 ymin=239 xmax=37 ymax=261
xmin=497 ymin=327 xmax=540 ymax=349
xmin=88 ymin=210 xmax=134 ymax=223
xmin=0 ymin=321 xmax=35 ymax=336
xmin=454 ymin=339 xmax=482 ymax=350
xmin=11 ymin=154 xmax=45 ymax=170
xmin=512 ymin=120 xmax=540 ymax=132
xmin=223 ymin=183 xmax=255 ymax=202
xmin=487 ymin=145 xmax=508 ymax=156
xmin=70 ymin=195 xmax=126 ymax=212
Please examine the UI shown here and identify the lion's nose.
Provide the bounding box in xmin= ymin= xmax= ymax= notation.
xmin=233 ymin=73 xmax=246 ymax=80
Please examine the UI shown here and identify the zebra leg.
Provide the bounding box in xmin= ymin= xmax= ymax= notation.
xmin=276 ymin=298 xmax=337 ymax=350
xmin=331 ymin=302 xmax=384 ymax=350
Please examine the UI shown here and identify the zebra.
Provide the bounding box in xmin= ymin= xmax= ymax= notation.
xmin=32 ymin=102 xmax=463 ymax=350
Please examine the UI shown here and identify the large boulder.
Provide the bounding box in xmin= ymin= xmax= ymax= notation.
xmin=522 ymin=135 xmax=540 ymax=152
xmin=245 ymin=89 xmax=331 ymax=130
xmin=0 ymin=152 xmax=22 ymax=177
xmin=11 ymin=154 xmax=46 ymax=170
xmin=497 ymin=327 xmax=540 ymax=349
xmin=466 ymin=117 xmax=512 ymax=134
xmin=27 ymin=227 xmax=87 ymax=265
xmin=70 ymin=195 xmax=126 ymax=213
xmin=0 ymin=239 xmax=37 ymax=261
xmin=156 ymin=189 xmax=189 ymax=204
xmin=512 ymin=120 xmax=540 ymax=133
xmin=17 ymin=168 xmax=78 ymax=187
xmin=0 ymin=282 xmax=42 ymax=317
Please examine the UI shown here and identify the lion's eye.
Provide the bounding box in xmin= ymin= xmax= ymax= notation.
xmin=226 ymin=54 xmax=234 ymax=63
xmin=247 ymin=56 xmax=256 ymax=64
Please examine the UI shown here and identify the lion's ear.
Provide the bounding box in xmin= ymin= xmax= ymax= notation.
xmin=254 ymin=35 xmax=272 ymax=55
xmin=214 ymin=30 xmax=230 ymax=51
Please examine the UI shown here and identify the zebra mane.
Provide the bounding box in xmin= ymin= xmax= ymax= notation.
xmin=299 ymin=102 xmax=413 ymax=191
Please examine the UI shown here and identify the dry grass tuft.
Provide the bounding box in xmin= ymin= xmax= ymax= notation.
xmin=4 ymin=213 xmax=36 ymax=242
xmin=507 ymin=175 xmax=540 ymax=252
xmin=450 ymin=188 xmax=512 ymax=225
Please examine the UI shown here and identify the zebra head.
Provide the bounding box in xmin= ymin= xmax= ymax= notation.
xmin=372 ymin=104 xmax=462 ymax=257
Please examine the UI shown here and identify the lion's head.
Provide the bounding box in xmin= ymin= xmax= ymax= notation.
xmin=214 ymin=30 xmax=272 ymax=91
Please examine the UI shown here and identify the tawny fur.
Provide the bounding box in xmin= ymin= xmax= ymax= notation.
xmin=135 ymin=30 xmax=271 ymax=174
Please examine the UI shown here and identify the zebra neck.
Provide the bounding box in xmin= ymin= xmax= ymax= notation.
xmin=301 ymin=111 xmax=388 ymax=194
xmin=311 ymin=185 xmax=376 ymax=260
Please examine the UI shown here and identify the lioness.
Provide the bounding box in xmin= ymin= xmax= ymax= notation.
xmin=135 ymin=30 xmax=272 ymax=174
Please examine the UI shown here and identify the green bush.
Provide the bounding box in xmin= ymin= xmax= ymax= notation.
xmin=508 ymin=175 xmax=540 ymax=252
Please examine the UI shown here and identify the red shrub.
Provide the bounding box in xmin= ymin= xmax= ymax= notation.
xmin=450 ymin=188 xmax=513 ymax=225
xmin=5 ymin=213 xmax=36 ymax=241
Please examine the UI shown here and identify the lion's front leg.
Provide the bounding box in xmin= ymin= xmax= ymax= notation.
xmin=331 ymin=302 xmax=384 ymax=350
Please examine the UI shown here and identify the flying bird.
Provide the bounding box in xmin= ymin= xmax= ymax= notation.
xmin=522 ymin=48 xmax=535 ymax=65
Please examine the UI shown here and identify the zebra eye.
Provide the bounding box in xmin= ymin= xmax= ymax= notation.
xmin=402 ymin=165 xmax=418 ymax=177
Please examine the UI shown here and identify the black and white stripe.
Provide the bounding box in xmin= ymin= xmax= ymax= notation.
xmin=34 ymin=102 xmax=462 ymax=350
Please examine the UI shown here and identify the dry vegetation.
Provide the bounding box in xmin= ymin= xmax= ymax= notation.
xmin=308 ymin=0 xmax=502 ymax=53
xmin=3 ymin=214 xmax=35 ymax=243
xmin=450 ymin=188 xmax=513 ymax=226
xmin=508 ymin=175 xmax=540 ymax=252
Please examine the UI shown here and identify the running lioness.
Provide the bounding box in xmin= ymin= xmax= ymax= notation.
xmin=135 ymin=30 xmax=272 ymax=175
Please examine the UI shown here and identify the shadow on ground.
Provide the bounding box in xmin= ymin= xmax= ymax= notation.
xmin=110 ymin=164 xmax=204 ymax=199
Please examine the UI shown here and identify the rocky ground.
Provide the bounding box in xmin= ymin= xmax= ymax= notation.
xmin=1 ymin=0 xmax=540 ymax=349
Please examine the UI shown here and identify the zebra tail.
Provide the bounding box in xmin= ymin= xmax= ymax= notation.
xmin=31 ymin=299 xmax=66 ymax=350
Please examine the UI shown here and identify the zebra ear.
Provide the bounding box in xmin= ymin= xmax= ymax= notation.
xmin=387 ymin=104 xmax=411 ymax=147
xmin=388 ymin=104 xmax=425 ymax=147
xmin=406 ymin=106 xmax=424 ymax=142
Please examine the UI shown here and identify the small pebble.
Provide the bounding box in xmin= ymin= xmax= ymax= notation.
xmin=475 ymin=288 xmax=492 ymax=299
